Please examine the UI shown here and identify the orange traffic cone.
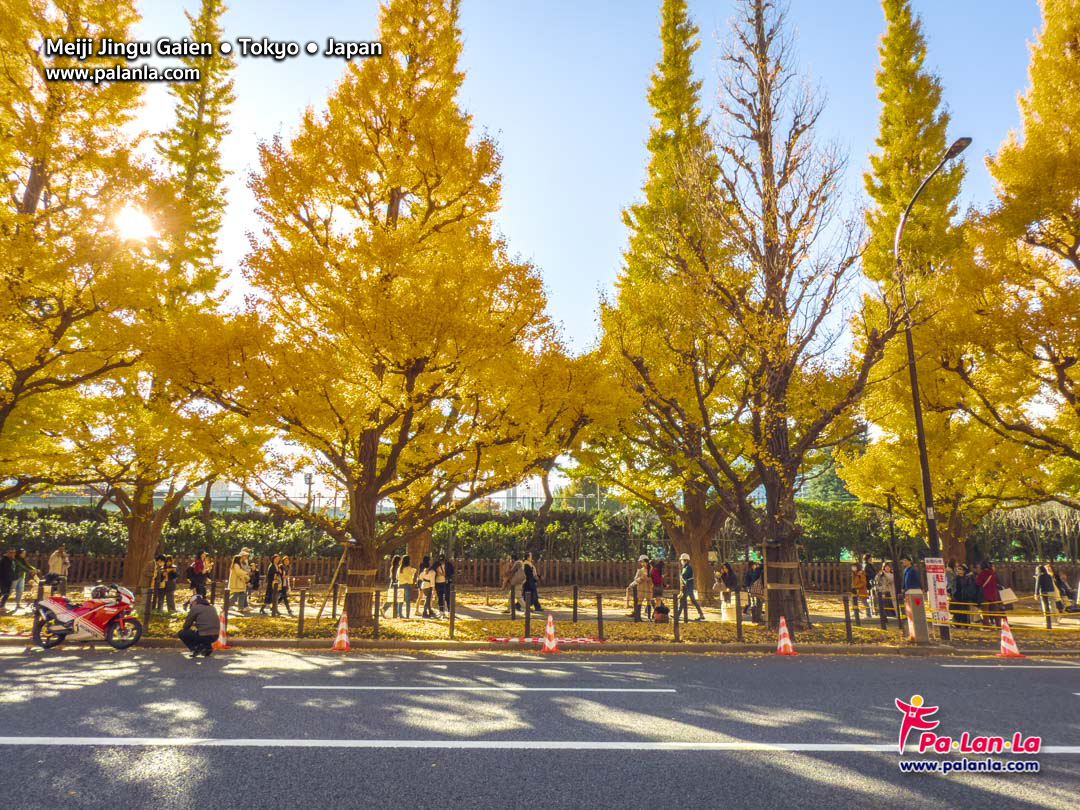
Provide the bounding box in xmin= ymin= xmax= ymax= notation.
xmin=540 ymin=614 xmax=559 ymax=654
xmin=211 ymin=609 xmax=230 ymax=650
xmin=776 ymin=616 xmax=798 ymax=656
xmin=998 ymin=617 xmax=1024 ymax=659
xmin=331 ymin=612 xmax=351 ymax=652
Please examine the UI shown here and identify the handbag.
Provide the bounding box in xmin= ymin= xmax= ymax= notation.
xmin=999 ymin=587 xmax=1018 ymax=604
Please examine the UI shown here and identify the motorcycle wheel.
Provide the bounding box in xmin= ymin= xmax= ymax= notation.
xmin=105 ymin=617 xmax=143 ymax=650
xmin=32 ymin=618 xmax=65 ymax=649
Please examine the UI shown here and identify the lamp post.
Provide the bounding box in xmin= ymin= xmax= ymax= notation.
xmin=894 ymin=136 xmax=971 ymax=641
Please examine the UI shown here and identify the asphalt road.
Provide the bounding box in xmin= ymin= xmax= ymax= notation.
xmin=0 ymin=648 xmax=1077 ymax=809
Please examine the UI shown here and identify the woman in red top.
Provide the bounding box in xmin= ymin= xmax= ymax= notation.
xmin=975 ymin=562 xmax=1002 ymax=627
xmin=649 ymin=560 xmax=664 ymax=614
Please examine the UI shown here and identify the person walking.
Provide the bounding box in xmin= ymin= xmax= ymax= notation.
xmin=1035 ymin=565 xmax=1056 ymax=617
xmin=851 ymin=563 xmax=869 ymax=616
xmin=677 ymin=553 xmax=705 ymax=622
xmin=260 ymin=554 xmax=282 ymax=616
xmin=434 ymin=556 xmax=449 ymax=619
xmin=975 ymin=561 xmax=1002 ymax=627
xmin=178 ymin=594 xmax=221 ymax=658
xmin=12 ymin=549 xmax=36 ymax=613
xmin=276 ymin=556 xmax=294 ymax=616
xmin=1047 ymin=563 xmax=1074 ymax=611
xmin=228 ymin=551 xmax=251 ymax=612
xmin=501 ymin=553 xmax=524 ymax=612
xmin=381 ymin=555 xmax=401 ymax=619
xmin=0 ymin=549 xmax=16 ymax=612
xmin=521 ymin=552 xmax=541 ymax=611
xmin=396 ymin=555 xmax=416 ymax=619
xmin=627 ymin=555 xmax=650 ymax=619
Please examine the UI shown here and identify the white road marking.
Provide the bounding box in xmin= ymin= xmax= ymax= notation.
xmin=940 ymin=664 xmax=1080 ymax=669
xmin=262 ymin=686 xmax=676 ymax=692
xmin=0 ymin=737 xmax=1076 ymax=752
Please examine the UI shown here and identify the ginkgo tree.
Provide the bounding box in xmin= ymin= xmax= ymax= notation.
xmin=0 ymin=0 xmax=151 ymax=499
xmin=60 ymin=0 xmax=250 ymax=591
xmin=936 ymin=0 xmax=1080 ymax=508
xmin=834 ymin=0 xmax=1044 ymax=562
xmin=586 ymin=0 xmax=740 ymax=601
xmin=174 ymin=0 xmax=586 ymax=624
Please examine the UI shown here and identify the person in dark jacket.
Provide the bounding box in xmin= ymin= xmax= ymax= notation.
xmin=900 ymin=557 xmax=922 ymax=592
xmin=521 ymin=552 xmax=541 ymax=611
xmin=1035 ymin=565 xmax=1056 ymax=616
xmin=0 ymin=549 xmax=16 ymax=611
xmin=260 ymin=554 xmax=281 ymax=615
xmin=178 ymin=594 xmax=221 ymax=658
xmin=677 ymin=553 xmax=705 ymax=622
xmin=949 ymin=564 xmax=980 ymax=625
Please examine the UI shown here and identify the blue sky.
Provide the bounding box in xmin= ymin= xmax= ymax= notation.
xmin=136 ymin=0 xmax=1043 ymax=352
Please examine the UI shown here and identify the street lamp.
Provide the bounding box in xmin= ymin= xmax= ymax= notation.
xmin=894 ymin=136 xmax=971 ymax=640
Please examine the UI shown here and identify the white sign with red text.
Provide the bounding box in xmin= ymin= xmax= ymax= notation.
xmin=924 ymin=557 xmax=950 ymax=624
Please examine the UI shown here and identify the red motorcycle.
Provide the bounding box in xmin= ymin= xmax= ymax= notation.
xmin=33 ymin=584 xmax=143 ymax=650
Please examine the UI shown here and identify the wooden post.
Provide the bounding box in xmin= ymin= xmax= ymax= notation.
xmin=877 ymin=590 xmax=888 ymax=630
xmin=332 ymin=582 xmax=339 ymax=620
xmin=632 ymin=584 xmax=640 ymax=622
xmin=735 ymin=588 xmax=743 ymax=642
xmin=449 ymin=585 xmax=456 ymax=640
xmin=572 ymin=585 xmax=578 ymax=623
xmin=1046 ymin=608 xmax=1052 ymax=630
xmin=524 ymin=599 xmax=532 ymax=639
xmin=210 ymin=579 xmax=217 ymax=605
xmin=36 ymin=580 xmax=45 ymax=602
xmin=270 ymin=586 xmax=279 ymax=617
xmin=510 ymin=586 xmax=517 ymax=621
xmin=373 ymin=591 xmax=380 ymax=640
xmin=392 ymin=584 xmax=399 ymax=619
xmin=843 ymin=595 xmax=853 ymax=645
xmin=853 ymin=596 xmax=861 ymax=627
xmin=673 ymin=594 xmax=680 ymax=643
xmin=297 ymin=589 xmax=307 ymax=638
xmin=596 ymin=593 xmax=604 ymax=641
xmin=143 ymin=581 xmax=154 ymax=628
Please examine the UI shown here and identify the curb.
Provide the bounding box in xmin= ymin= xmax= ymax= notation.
xmin=3 ymin=636 xmax=1078 ymax=655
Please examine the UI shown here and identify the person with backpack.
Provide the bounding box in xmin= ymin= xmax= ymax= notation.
xmin=677 ymin=553 xmax=705 ymax=622
xmin=187 ymin=551 xmax=210 ymax=597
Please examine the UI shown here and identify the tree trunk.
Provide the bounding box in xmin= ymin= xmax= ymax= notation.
xmin=122 ymin=516 xmax=161 ymax=594
xmin=527 ymin=466 xmax=555 ymax=556
xmin=344 ymin=495 xmax=379 ymax=627
xmin=407 ymin=527 xmax=432 ymax=566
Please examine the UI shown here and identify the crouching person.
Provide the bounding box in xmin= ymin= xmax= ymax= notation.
xmin=178 ymin=594 xmax=220 ymax=658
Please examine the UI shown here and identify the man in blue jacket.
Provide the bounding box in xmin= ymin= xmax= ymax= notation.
xmin=901 ymin=557 xmax=922 ymax=592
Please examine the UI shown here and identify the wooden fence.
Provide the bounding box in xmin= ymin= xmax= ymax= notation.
xmin=25 ymin=554 xmax=1080 ymax=595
